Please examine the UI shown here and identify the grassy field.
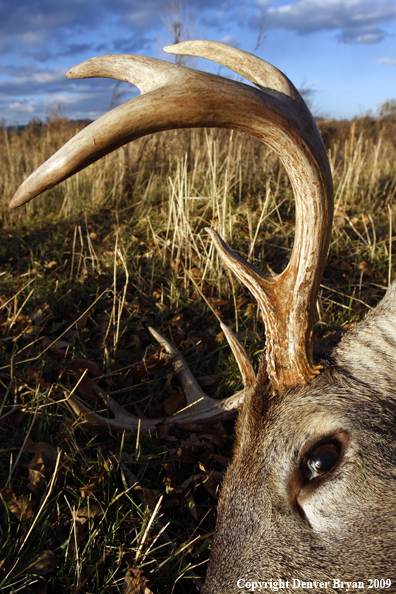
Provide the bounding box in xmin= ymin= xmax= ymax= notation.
xmin=0 ymin=108 xmax=396 ymax=593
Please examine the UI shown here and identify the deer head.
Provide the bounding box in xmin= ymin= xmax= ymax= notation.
xmin=10 ymin=41 xmax=396 ymax=591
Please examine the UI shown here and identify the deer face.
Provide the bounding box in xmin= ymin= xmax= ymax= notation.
xmin=205 ymin=364 xmax=396 ymax=592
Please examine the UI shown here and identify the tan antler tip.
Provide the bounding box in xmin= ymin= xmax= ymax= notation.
xmin=220 ymin=323 xmax=256 ymax=388
xmin=163 ymin=40 xmax=298 ymax=99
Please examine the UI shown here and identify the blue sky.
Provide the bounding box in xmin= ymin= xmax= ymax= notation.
xmin=1 ymin=0 xmax=395 ymax=125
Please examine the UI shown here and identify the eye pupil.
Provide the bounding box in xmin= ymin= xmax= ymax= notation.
xmin=309 ymin=449 xmax=336 ymax=473
xmin=306 ymin=443 xmax=339 ymax=480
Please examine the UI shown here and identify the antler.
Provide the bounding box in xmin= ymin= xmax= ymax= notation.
xmin=67 ymin=326 xmax=254 ymax=433
xmin=10 ymin=40 xmax=333 ymax=398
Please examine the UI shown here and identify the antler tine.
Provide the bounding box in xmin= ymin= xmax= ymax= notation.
xmin=148 ymin=326 xmax=211 ymax=406
xmin=148 ymin=327 xmax=247 ymax=416
xmin=220 ymin=323 xmax=256 ymax=388
xmin=164 ymin=40 xmax=299 ymax=99
xmin=150 ymin=325 xmax=255 ymax=396
xmin=9 ymin=42 xmax=333 ymax=393
xmin=9 ymin=55 xmax=190 ymax=209
xmin=66 ymin=328 xmax=248 ymax=433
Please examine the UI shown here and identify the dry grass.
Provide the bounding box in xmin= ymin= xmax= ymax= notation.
xmin=0 ymin=108 xmax=395 ymax=593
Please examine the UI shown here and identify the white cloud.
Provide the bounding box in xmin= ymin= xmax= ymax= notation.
xmin=0 ymin=68 xmax=67 ymax=92
xmin=376 ymin=56 xmax=396 ymax=64
xmin=18 ymin=30 xmax=48 ymax=46
xmin=263 ymin=0 xmax=396 ymax=44
xmin=340 ymin=30 xmax=387 ymax=44
xmin=31 ymin=70 xmax=67 ymax=84
xmin=9 ymin=101 xmax=35 ymax=113
xmin=220 ymin=35 xmax=241 ymax=47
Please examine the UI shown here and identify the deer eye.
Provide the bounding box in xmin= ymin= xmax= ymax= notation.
xmin=305 ymin=442 xmax=340 ymax=481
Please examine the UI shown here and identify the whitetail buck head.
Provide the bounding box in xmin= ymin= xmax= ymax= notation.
xmin=10 ymin=41 xmax=396 ymax=592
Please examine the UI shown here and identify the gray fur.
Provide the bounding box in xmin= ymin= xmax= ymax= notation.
xmin=204 ymin=284 xmax=396 ymax=593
